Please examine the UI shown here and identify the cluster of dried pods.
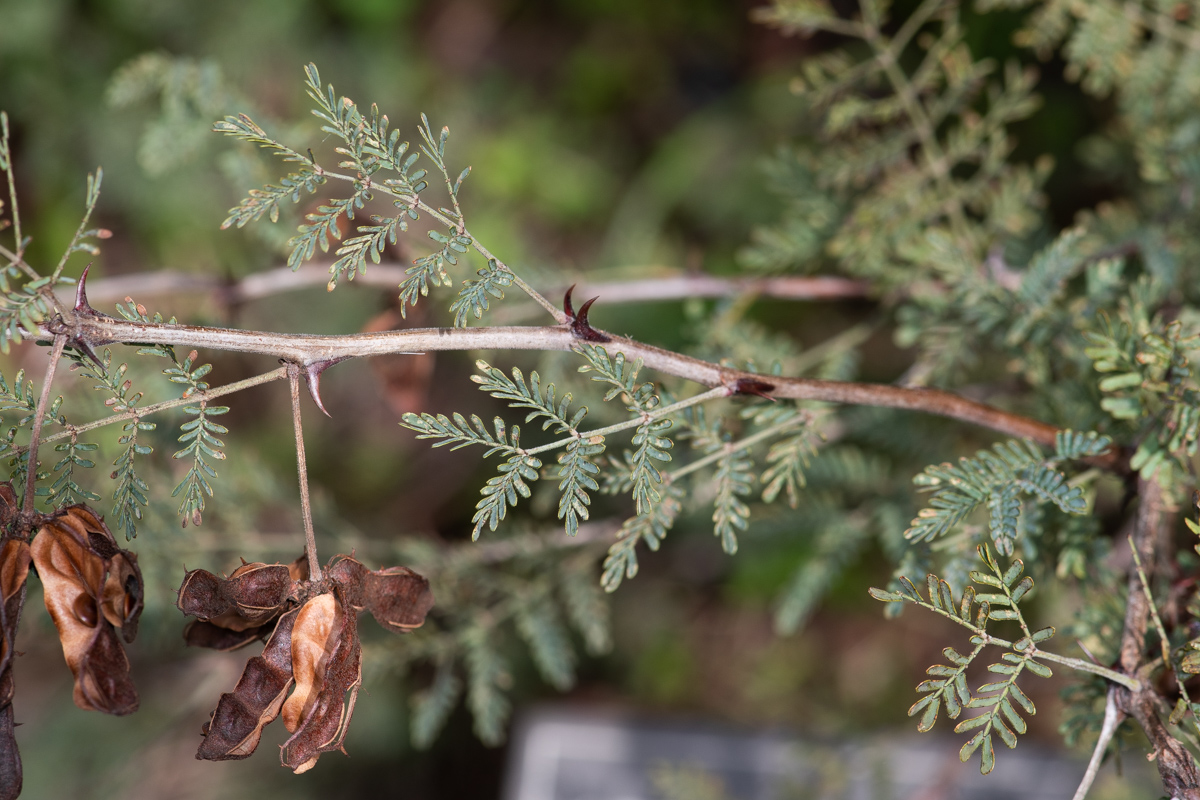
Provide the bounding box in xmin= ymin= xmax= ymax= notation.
xmin=0 ymin=479 xmax=434 ymax=798
xmin=0 ymin=485 xmax=143 ymax=800
xmin=177 ymin=553 xmax=434 ymax=772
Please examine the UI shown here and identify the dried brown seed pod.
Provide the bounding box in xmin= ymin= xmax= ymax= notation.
xmin=0 ymin=481 xmax=27 ymax=800
xmin=177 ymin=562 xmax=291 ymax=627
xmin=30 ymin=505 xmax=142 ymax=715
xmin=0 ymin=699 xmax=19 ymax=800
xmin=225 ymin=563 xmax=293 ymax=622
xmin=281 ymin=593 xmax=342 ymax=736
xmin=188 ymin=554 xmax=433 ymax=772
xmin=363 ymin=566 xmax=434 ymax=632
xmin=103 ymin=550 xmax=143 ymax=643
xmin=0 ymin=539 xmax=30 ymax=678
xmin=324 ymin=556 xmax=434 ymax=631
xmin=196 ymin=607 xmax=298 ymax=761
xmin=324 ymin=556 xmax=367 ymax=608
xmin=182 ymin=619 xmax=277 ymax=652
xmin=176 ymin=568 xmax=224 ymax=619
xmin=281 ymin=590 xmax=361 ymax=774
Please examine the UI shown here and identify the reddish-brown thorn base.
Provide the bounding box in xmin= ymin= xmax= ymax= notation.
xmin=730 ymin=377 xmax=777 ymax=401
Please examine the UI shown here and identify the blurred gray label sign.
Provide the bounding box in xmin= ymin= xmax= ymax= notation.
xmin=503 ymin=709 xmax=1155 ymax=800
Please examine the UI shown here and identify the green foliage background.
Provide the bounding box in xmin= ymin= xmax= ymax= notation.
xmin=0 ymin=0 xmax=1177 ymax=798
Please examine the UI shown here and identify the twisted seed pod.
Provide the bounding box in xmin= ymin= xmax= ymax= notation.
xmin=325 ymin=555 xmax=434 ymax=631
xmin=177 ymin=562 xmax=291 ymax=627
xmin=196 ymin=607 xmax=298 ymax=761
xmin=281 ymin=590 xmax=361 ymax=774
xmin=30 ymin=506 xmax=142 ymax=715
xmin=364 ymin=566 xmax=434 ymax=632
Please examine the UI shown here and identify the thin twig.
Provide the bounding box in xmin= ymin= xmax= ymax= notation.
xmin=1 ymin=115 xmax=18 ymax=251
xmin=40 ymin=366 xmax=287 ymax=446
xmin=0 ymin=112 xmax=36 ymax=280
xmin=288 ymin=364 xmax=321 ymax=583
xmin=522 ymin=386 xmax=729 ymax=457
xmin=1130 ymin=540 xmax=1172 ymax=670
xmin=669 ymin=415 xmax=808 ymax=482
xmin=22 ymin=334 xmax=66 ymax=517
xmin=1071 ymin=686 xmax=1122 ymax=800
xmin=49 ymin=171 xmax=100 ymax=283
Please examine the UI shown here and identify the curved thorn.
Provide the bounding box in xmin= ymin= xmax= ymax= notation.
xmin=577 ymin=296 xmax=598 ymax=324
xmin=303 ymin=368 xmax=331 ymax=418
xmin=304 ymin=373 xmax=329 ymax=417
xmin=562 ymin=284 xmax=577 ymax=320
xmin=75 ymin=262 xmax=94 ymax=314
xmin=63 ymin=266 xmax=106 ymax=367
xmin=75 ymin=340 xmax=104 ymax=369
xmin=569 ymin=296 xmax=611 ymax=343
xmin=301 ymin=357 xmax=349 ymax=418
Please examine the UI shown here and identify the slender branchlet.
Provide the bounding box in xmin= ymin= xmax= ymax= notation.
xmin=54 ymin=266 xmax=869 ymax=309
xmin=1071 ymin=687 xmax=1122 ymax=800
xmin=1130 ymin=539 xmax=1200 ymax=739
xmin=39 ymin=366 xmax=287 ymax=446
xmin=288 ymin=363 xmax=321 ymax=583
xmin=21 ymin=333 xmax=66 ymax=523
xmin=0 ymin=112 xmax=33 ymax=278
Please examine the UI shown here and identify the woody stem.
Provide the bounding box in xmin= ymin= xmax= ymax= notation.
xmin=47 ymin=315 xmax=1114 ymax=470
xmin=22 ymin=334 xmax=66 ymax=520
xmin=289 ymin=364 xmax=322 ymax=583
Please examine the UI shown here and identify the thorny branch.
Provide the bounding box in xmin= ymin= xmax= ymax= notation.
xmin=4 ymin=13 xmax=1199 ymax=793
xmin=38 ymin=294 xmax=1121 ymax=471
xmin=1114 ymin=478 xmax=1200 ymax=800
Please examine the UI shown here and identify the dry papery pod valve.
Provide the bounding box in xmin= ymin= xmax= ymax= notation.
xmin=178 ymin=552 xmax=434 ymax=773
xmin=0 ymin=489 xmax=144 ymax=800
